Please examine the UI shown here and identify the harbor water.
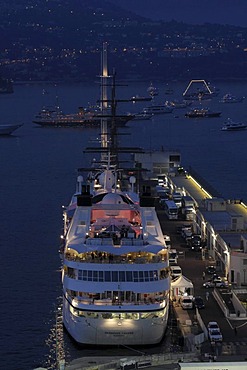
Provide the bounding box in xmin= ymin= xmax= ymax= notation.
xmin=1 ymin=80 xmax=247 ymax=369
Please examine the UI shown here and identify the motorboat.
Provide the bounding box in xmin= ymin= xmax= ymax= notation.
xmin=165 ymin=100 xmax=192 ymax=109
xmin=143 ymin=105 xmax=173 ymax=115
xmin=221 ymin=118 xmax=247 ymax=131
xmin=185 ymin=107 xmax=221 ymax=118
xmin=130 ymin=95 xmax=152 ymax=102
xmin=0 ymin=123 xmax=23 ymax=135
xmin=219 ymin=93 xmax=244 ymax=103
xmin=147 ymin=83 xmax=159 ymax=97
xmin=132 ymin=112 xmax=153 ymax=121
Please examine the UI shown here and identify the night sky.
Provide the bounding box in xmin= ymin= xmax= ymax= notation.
xmin=111 ymin=0 xmax=247 ymax=27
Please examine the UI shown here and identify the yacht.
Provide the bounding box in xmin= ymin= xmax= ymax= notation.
xmin=221 ymin=118 xmax=247 ymax=131
xmin=143 ymin=105 xmax=173 ymax=115
xmin=61 ymin=46 xmax=169 ymax=346
xmin=219 ymin=93 xmax=245 ymax=103
xmin=185 ymin=107 xmax=221 ymax=118
xmin=132 ymin=112 xmax=153 ymax=121
xmin=165 ymin=100 xmax=192 ymax=109
xmin=62 ymin=165 xmax=170 ymax=345
xmin=33 ymin=106 xmax=133 ymax=127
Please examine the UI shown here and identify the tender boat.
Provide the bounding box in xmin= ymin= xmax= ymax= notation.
xmin=143 ymin=105 xmax=173 ymax=115
xmin=219 ymin=93 xmax=244 ymax=103
xmin=221 ymin=118 xmax=247 ymax=131
xmin=185 ymin=107 xmax=221 ymax=118
xmin=0 ymin=123 xmax=23 ymax=135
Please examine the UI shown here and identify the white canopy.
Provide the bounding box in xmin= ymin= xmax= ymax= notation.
xmin=171 ymin=275 xmax=193 ymax=288
xmin=171 ymin=275 xmax=194 ymax=298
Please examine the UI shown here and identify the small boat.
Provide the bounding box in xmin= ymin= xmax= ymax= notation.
xmin=219 ymin=93 xmax=244 ymax=103
xmin=0 ymin=123 xmax=23 ymax=135
xmin=165 ymin=100 xmax=192 ymax=109
xmin=221 ymin=118 xmax=247 ymax=131
xmin=132 ymin=112 xmax=153 ymax=121
xmin=130 ymin=95 xmax=152 ymax=102
xmin=143 ymin=105 xmax=173 ymax=115
xmin=0 ymin=78 xmax=14 ymax=94
xmin=185 ymin=107 xmax=221 ymax=118
xmin=147 ymin=83 xmax=159 ymax=97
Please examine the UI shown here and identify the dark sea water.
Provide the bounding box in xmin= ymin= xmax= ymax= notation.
xmin=1 ymin=80 xmax=247 ymax=369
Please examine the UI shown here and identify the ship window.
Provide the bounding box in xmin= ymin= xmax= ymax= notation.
xmin=149 ymin=271 xmax=154 ymax=281
xmin=112 ymin=271 xmax=118 ymax=282
xmin=78 ymin=310 xmax=86 ymax=317
xmin=93 ymin=271 xmax=98 ymax=281
xmin=126 ymin=271 xmax=132 ymax=281
xmin=105 ymin=271 xmax=111 ymax=281
xmin=99 ymin=271 xmax=104 ymax=281
xmin=119 ymin=271 xmax=125 ymax=281
xmin=139 ymin=271 xmax=144 ymax=282
xmin=78 ymin=270 xmax=82 ymax=280
xmin=88 ymin=270 xmax=92 ymax=281
xmin=82 ymin=270 xmax=87 ymax=280
xmin=144 ymin=271 xmax=149 ymax=281
xmin=133 ymin=271 xmax=138 ymax=282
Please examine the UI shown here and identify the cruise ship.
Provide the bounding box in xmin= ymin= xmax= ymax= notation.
xmin=61 ymin=43 xmax=170 ymax=346
xmin=61 ymin=160 xmax=170 ymax=345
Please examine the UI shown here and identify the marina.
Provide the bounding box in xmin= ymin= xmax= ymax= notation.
xmin=1 ymin=79 xmax=247 ymax=369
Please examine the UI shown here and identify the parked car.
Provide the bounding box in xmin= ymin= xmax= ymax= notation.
xmin=203 ymin=278 xmax=228 ymax=288
xmin=168 ymin=248 xmax=178 ymax=265
xmin=181 ymin=295 xmax=194 ymax=309
xmin=207 ymin=321 xmax=220 ymax=331
xmin=188 ymin=234 xmax=202 ymax=251
xmin=208 ymin=329 xmax=223 ymax=343
xmin=170 ymin=265 xmax=182 ymax=279
xmin=193 ymin=296 xmax=205 ymax=309
xmin=181 ymin=228 xmax=193 ymax=242
xmin=206 ymin=265 xmax=216 ymax=274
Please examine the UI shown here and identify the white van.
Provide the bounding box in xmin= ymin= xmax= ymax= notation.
xmin=181 ymin=295 xmax=194 ymax=309
xmin=170 ymin=265 xmax=182 ymax=279
xmin=169 ymin=249 xmax=178 ymax=265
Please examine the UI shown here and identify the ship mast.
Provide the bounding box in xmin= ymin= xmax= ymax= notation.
xmin=100 ymin=42 xmax=109 ymax=155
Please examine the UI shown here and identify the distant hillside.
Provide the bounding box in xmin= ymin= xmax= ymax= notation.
xmin=1 ymin=0 xmax=247 ymax=82
xmin=111 ymin=0 xmax=247 ymax=27
xmin=0 ymin=0 xmax=143 ymax=49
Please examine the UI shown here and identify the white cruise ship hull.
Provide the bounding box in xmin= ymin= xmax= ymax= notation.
xmin=63 ymin=298 xmax=169 ymax=345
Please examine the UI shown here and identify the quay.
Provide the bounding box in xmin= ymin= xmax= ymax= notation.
xmin=37 ymin=163 xmax=247 ymax=370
